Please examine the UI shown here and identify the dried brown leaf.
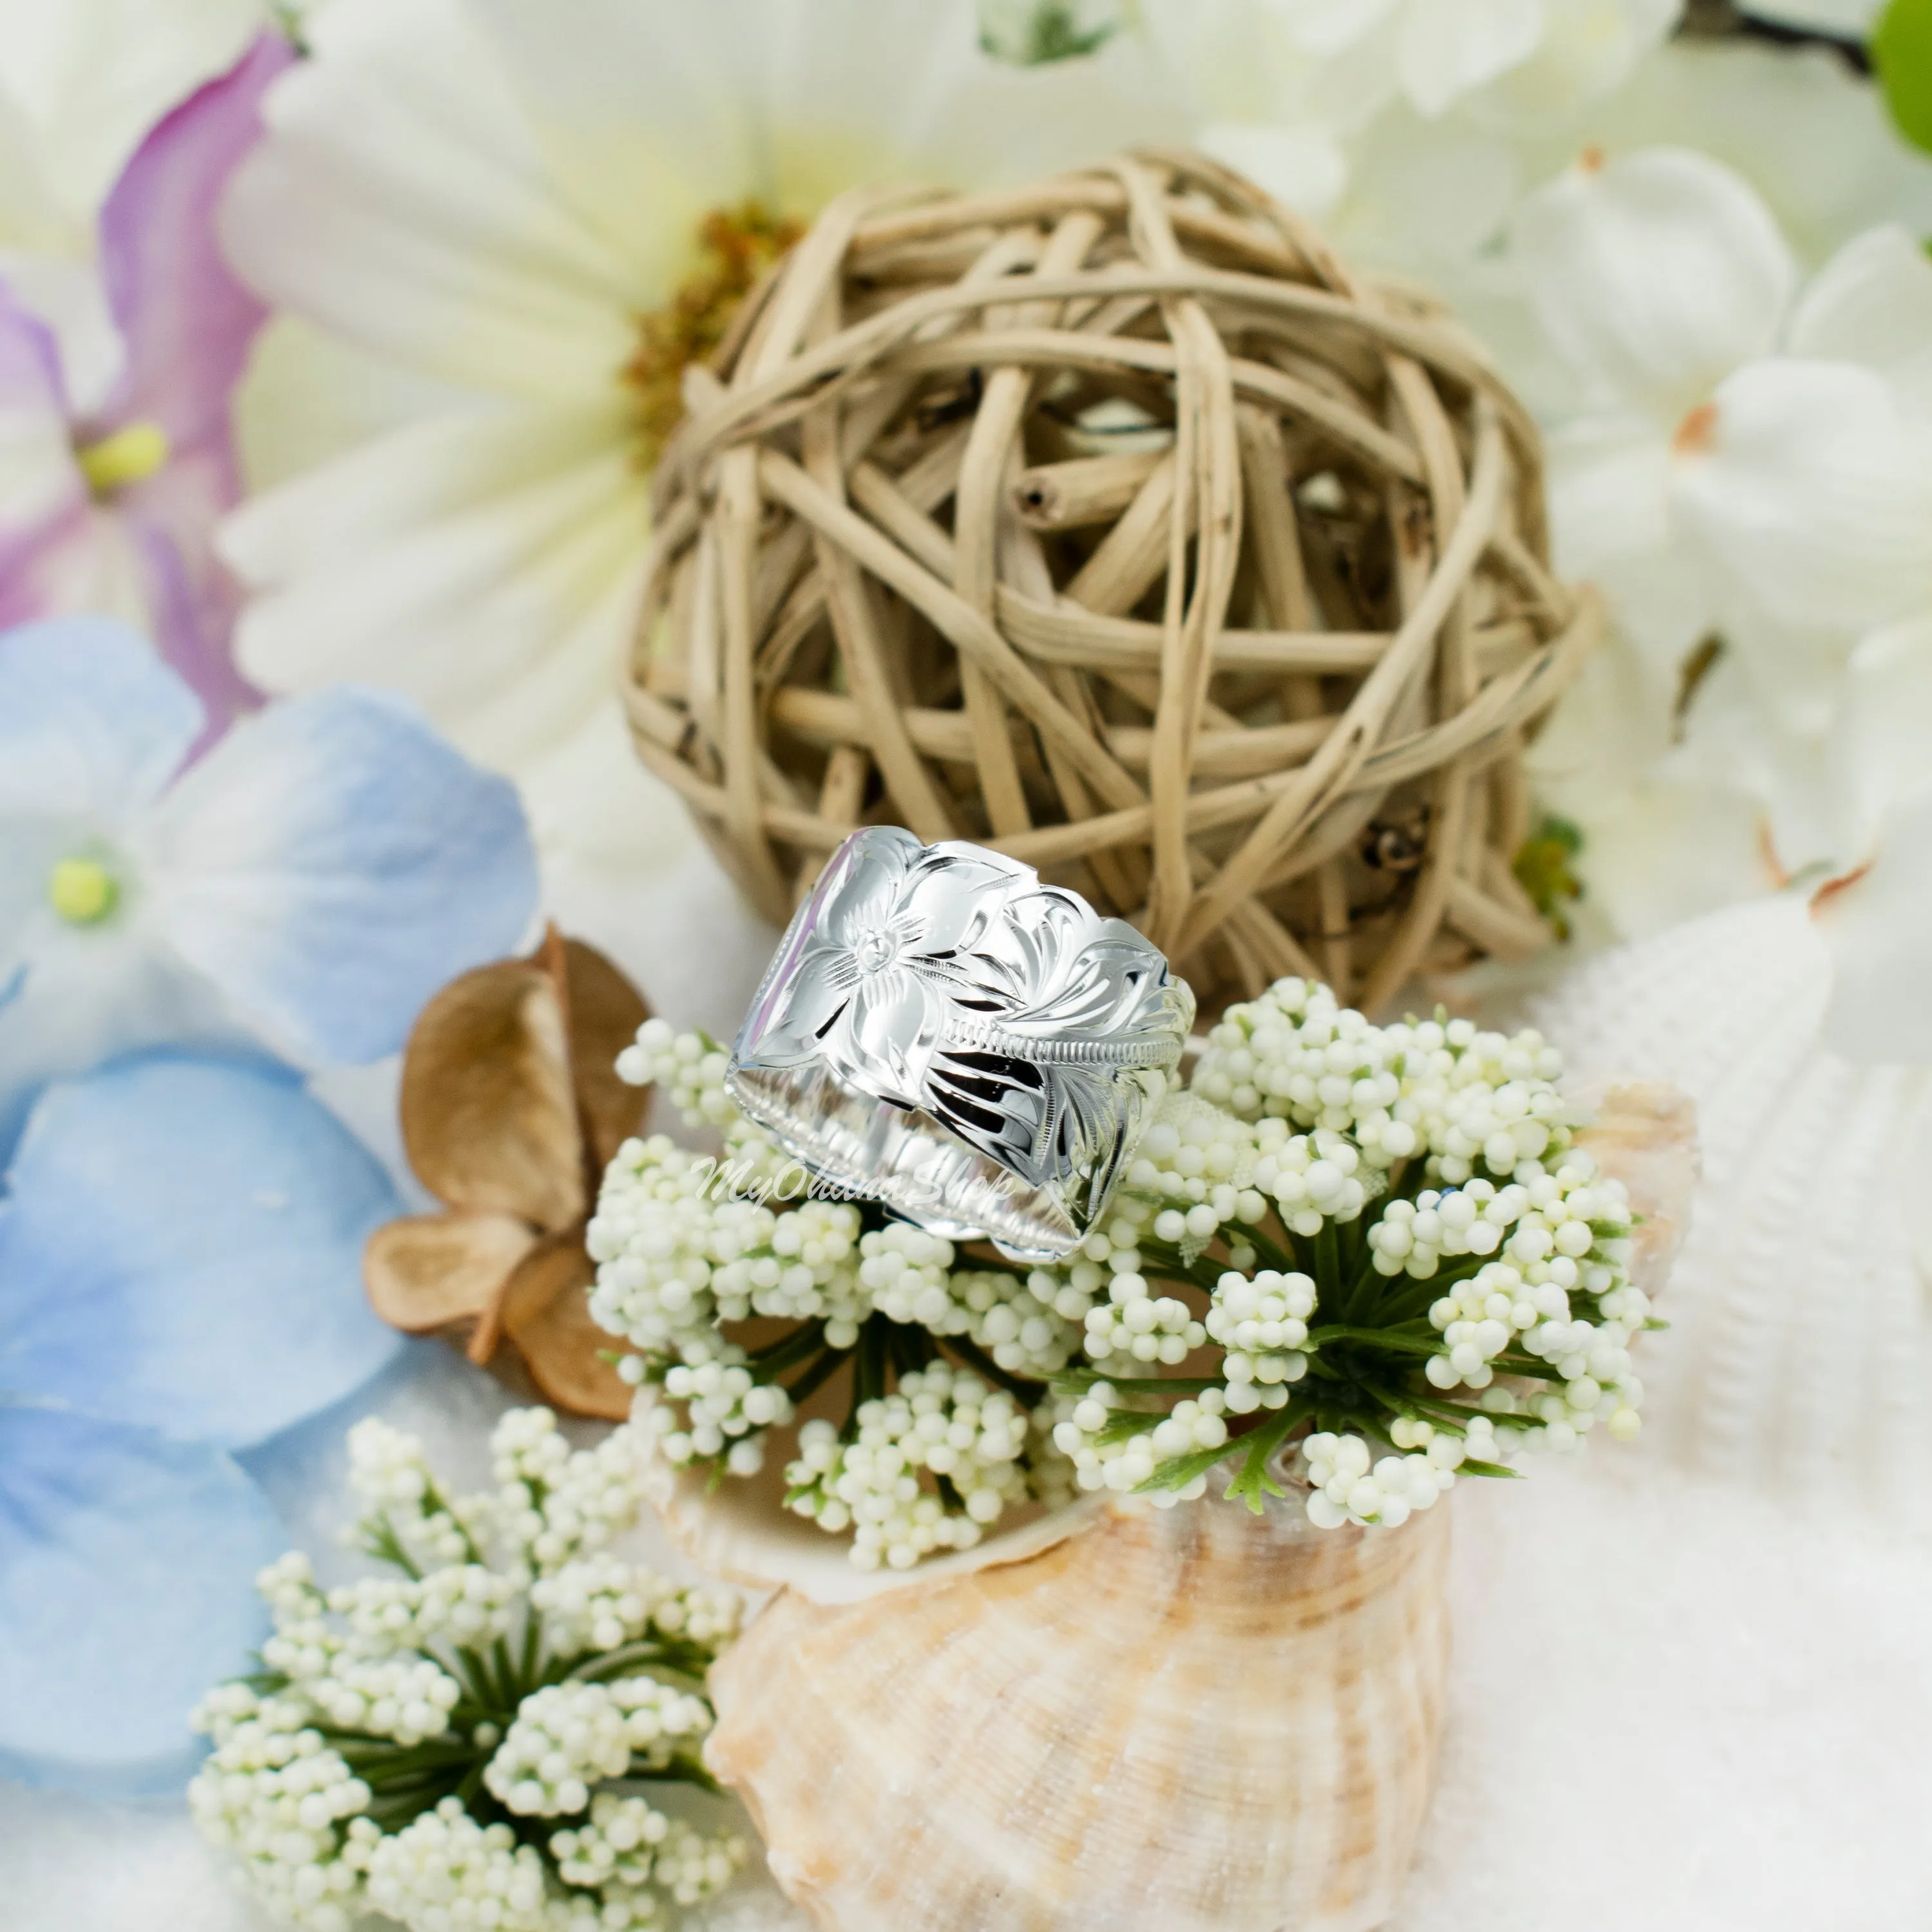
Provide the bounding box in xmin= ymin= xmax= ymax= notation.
xmin=365 ymin=1211 xmax=538 ymax=1341
xmin=556 ymin=937 xmax=654 ymax=1169
xmin=400 ymin=960 xmax=583 ymax=1229
xmin=500 ymin=1231 xmax=634 ymax=1421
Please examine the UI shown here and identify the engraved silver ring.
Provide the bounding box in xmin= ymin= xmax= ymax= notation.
xmin=726 ymin=827 xmax=1197 ymax=1263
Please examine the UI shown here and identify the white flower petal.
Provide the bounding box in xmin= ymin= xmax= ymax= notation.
xmin=1282 ymin=0 xmax=1400 ymax=59
xmin=1672 ymin=357 xmax=1932 ymax=633
xmin=1547 ymin=415 xmax=1672 ymax=572
xmin=1555 ymin=39 xmax=1932 ymax=270
xmin=757 ymin=0 xmax=1182 ymax=207
xmin=1396 ymin=0 xmax=1541 ymax=119
xmin=1814 ymin=786 xmax=1932 ymax=1063
xmin=1673 ymin=649 xmax=1839 ymax=878
xmin=1511 ymin=147 xmax=1797 ymax=417
xmin=1198 ymin=124 xmax=1348 ymax=220
xmin=464 ymin=0 xmax=766 ymax=289
xmin=1142 ymin=0 xmax=1327 ymax=126
xmin=1468 ymin=0 xmax=1679 ymax=134
xmin=222 ymin=401 xmax=645 ymax=777
xmin=1184 ymin=0 xmax=1399 ymax=133
xmin=1545 ymin=417 xmax=1715 ymax=666
xmin=1712 ymin=603 xmax=1859 ymax=748
xmin=1783 ymin=224 xmax=1932 ymax=410
xmin=0 ymin=0 xmax=261 ymax=229
xmin=1823 ymin=614 xmax=1932 ymax=860
xmin=233 ymin=313 xmax=478 ymax=493
xmin=1526 ymin=634 xmax=1677 ymax=828
xmin=221 ymin=0 xmax=643 ymax=403
xmin=1564 ymin=765 xmax=1775 ymax=942
xmin=1334 ymin=108 xmax=1522 ymax=267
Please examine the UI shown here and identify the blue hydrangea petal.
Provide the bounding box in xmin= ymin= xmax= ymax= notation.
xmin=0 ymin=618 xmax=204 ymax=971
xmin=0 ymin=1403 xmax=282 ymax=1796
xmin=0 ymin=921 xmax=246 ymax=1169
xmin=0 ymin=617 xmax=202 ymax=824
xmin=143 ymin=687 xmax=538 ymax=1064
xmin=0 ymin=1054 xmax=405 ymax=1447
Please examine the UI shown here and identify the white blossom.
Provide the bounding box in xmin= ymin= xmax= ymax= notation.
xmin=191 ymin=1408 xmax=744 ymax=1932
xmin=784 ymin=1365 xmax=1041 ymax=1570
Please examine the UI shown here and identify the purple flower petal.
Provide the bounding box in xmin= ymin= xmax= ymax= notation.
xmin=96 ymin=32 xmax=293 ymax=464
xmin=122 ymin=458 xmax=256 ymax=752
xmin=92 ymin=32 xmax=292 ymax=739
xmin=0 ymin=288 xmax=90 ymax=633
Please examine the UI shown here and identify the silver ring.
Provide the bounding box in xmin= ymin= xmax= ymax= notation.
xmin=726 ymin=828 xmax=1195 ymax=1263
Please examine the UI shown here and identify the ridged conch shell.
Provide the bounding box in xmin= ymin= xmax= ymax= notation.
xmin=708 ymin=1492 xmax=1452 ymax=1932
xmin=667 ymin=1082 xmax=1694 ymax=1932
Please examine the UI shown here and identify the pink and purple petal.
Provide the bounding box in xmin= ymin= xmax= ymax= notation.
xmin=86 ymin=31 xmax=293 ymax=738
xmin=0 ymin=288 xmax=91 ymax=632
xmin=96 ymin=32 xmax=293 ymax=464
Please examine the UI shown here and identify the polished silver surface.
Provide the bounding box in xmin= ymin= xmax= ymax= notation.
xmin=727 ymin=828 xmax=1195 ymax=1262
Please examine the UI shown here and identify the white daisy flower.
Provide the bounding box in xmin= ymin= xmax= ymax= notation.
xmin=216 ymin=0 xmax=1173 ymax=1007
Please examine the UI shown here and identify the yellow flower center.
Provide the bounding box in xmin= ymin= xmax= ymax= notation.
xmin=73 ymin=419 xmax=171 ymax=498
xmin=48 ymin=855 xmax=119 ymax=925
xmin=626 ymin=204 xmax=803 ymax=469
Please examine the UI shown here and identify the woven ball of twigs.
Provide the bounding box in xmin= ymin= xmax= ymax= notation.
xmin=626 ymin=152 xmax=1599 ymax=1014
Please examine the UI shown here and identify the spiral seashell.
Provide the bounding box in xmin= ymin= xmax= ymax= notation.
xmin=705 ymin=1493 xmax=1452 ymax=1932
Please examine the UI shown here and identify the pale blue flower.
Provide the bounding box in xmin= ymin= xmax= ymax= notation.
xmin=0 ymin=1052 xmax=409 ymax=1795
xmin=0 ymin=614 xmax=540 ymax=1156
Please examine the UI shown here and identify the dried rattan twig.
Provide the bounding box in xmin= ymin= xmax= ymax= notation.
xmin=627 ymin=151 xmax=1596 ymax=1014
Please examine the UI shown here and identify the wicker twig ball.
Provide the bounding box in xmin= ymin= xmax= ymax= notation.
xmin=626 ymin=151 xmax=1598 ymax=1014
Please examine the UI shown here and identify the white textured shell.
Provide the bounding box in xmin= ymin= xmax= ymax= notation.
xmin=1530 ymin=892 xmax=1932 ymax=1530
xmin=706 ymin=1492 xmax=1453 ymax=1932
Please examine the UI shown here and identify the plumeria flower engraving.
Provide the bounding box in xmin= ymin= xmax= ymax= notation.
xmin=0 ymin=34 xmax=290 ymax=739
xmin=732 ymin=830 xmax=1193 ymax=1253
xmin=0 ymin=616 xmax=538 ymax=1155
xmin=0 ymin=1052 xmax=409 ymax=1794
xmin=744 ymin=830 xmax=1016 ymax=1106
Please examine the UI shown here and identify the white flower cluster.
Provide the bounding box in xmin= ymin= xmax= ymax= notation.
xmin=861 ymin=1223 xmax=1083 ymax=1379
xmin=783 ymin=1364 xmax=1036 ymax=1571
xmin=485 ymin=1406 xmax=659 ymax=1573
xmin=484 ymin=1678 xmax=711 ymax=1817
xmin=1193 ymin=983 xmax=1571 ymax=1185
xmin=1204 ymin=1269 xmax=1315 ymax=1404
xmin=1029 ymin=978 xmax=1647 ymax=1531
xmin=253 ymin=1555 xmax=464 ymax=1747
xmin=363 ymin=1799 xmax=553 ymax=1931
xmin=188 ymin=1687 xmax=379 ymax=1932
xmin=1079 ymin=1265 xmax=1208 ymax=1367
xmin=591 ymin=1023 xmax=1090 ymax=1564
xmin=1297 ymin=1425 xmax=1482 ymax=1530
xmin=589 ymin=1126 xmax=864 ymax=1363
xmin=551 ymin=1794 xmax=747 ymax=1908
xmin=529 ymin=1551 xmax=739 ymax=1656
xmin=591 ymin=977 xmax=1643 ymax=1561
xmin=646 ymin=1358 xmax=797 ymax=1477
xmin=191 ymin=1408 xmax=746 ymax=1932
xmin=1052 ymin=1384 xmax=1232 ymax=1503
xmin=615 ymin=1018 xmax=735 ymax=1128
